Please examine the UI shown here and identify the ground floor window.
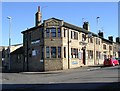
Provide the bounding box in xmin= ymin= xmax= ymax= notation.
xmin=58 ymin=47 xmax=61 ymax=58
xmin=71 ymin=48 xmax=78 ymax=58
xmin=51 ymin=47 xmax=56 ymax=58
xmin=46 ymin=47 xmax=50 ymax=58
xmin=88 ymin=50 xmax=93 ymax=59
xmin=64 ymin=47 xmax=66 ymax=58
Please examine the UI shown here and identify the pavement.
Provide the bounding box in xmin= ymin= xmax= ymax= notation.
xmin=20 ymin=64 xmax=104 ymax=74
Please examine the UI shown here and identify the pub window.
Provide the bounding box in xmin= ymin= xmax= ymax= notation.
xmin=82 ymin=34 xmax=86 ymax=41
xmin=109 ymin=46 xmax=112 ymax=50
xmin=74 ymin=32 xmax=78 ymax=40
xmin=64 ymin=47 xmax=66 ymax=58
xmin=103 ymin=44 xmax=106 ymax=50
xmin=88 ymin=50 xmax=93 ymax=59
xmin=64 ymin=29 xmax=66 ymax=37
xmin=51 ymin=28 xmax=56 ymax=37
xmin=51 ymin=47 xmax=56 ymax=58
xmin=71 ymin=48 xmax=78 ymax=58
xmin=41 ymin=47 xmax=44 ymax=59
xmin=58 ymin=28 xmax=61 ymax=37
xmin=46 ymin=47 xmax=50 ymax=58
xmin=71 ymin=31 xmax=73 ymax=39
xmin=58 ymin=47 xmax=61 ymax=58
xmin=46 ymin=29 xmax=50 ymax=37
xmin=90 ymin=38 xmax=93 ymax=43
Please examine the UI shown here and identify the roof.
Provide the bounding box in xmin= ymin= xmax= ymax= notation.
xmin=11 ymin=47 xmax=23 ymax=55
xmin=21 ymin=17 xmax=115 ymax=44
xmin=21 ymin=23 xmax=44 ymax=34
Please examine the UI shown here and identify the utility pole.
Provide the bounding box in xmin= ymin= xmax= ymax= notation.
xmin=7 ymin=16 xmax=12 ymax=71
xmin=96 ymin=17 xmax=100 ymax=65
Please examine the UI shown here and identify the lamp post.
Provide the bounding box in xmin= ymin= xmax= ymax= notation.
xmin=96 ymin=17 xmax=100 ymax=65
xmin=7 ymin=16 xmax=12 ymax=71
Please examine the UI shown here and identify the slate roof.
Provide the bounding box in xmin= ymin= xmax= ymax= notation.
xmin=21 ymin=17 xmax=115 ymax=44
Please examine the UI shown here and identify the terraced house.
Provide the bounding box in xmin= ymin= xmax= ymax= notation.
xmin=21 ymin=6 xmax=120 ymax=72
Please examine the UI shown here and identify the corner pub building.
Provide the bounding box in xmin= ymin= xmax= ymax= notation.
xmin=21 ymin=6 xmax=119 ymax=71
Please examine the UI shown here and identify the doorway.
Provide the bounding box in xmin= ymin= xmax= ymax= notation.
xmin=83 ymin=49 xmax=86 ymax=65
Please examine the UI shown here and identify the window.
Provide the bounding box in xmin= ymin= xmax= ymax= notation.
xmin=96 ymin=38 xmax=100 ymax=45
xmin=58 ymin=28 xmax=61 ymax=37
xmin=64 ymin=47 xmax=66 ymax=58
xmin=74 ymin=32 xmax=78 ymax=40
xmin=109 ymin=46 xmax=112 ymax=50
xmin=88 ymin=50 xmax=93 ymax=59
xmin=71 ymin=48 xmax=78 ymax=58
xmin=51 ymin=28 xmax=56 ymax=37
xmin=90 ymin=38 xmax=93 ymax=43
xmin=103 ymin=44 xmax=106 ymax=50
xmin=46 ymin=29 xmax=50 ymax=37
xmin=51 ymin=47 xmax=56 ymax=58
xmin=46 ymin=28 xmax=56 ymax=37
xmin=71 ymin=31 xmax=73 ymax=39
xmin=64 ymin=29 xmax=66 ymax=37
xmin=58 ymin=47 xmax=61 ymax=58
xmin=32 ymin=49 xmax=39 ymax=56
xmin=96 ymin=51 xmax=99 ymax=59
xmin=46 ymin=47 xmax=50 ymax=58
xmin=82 ymin=34 xmax=86 ymax=41
xmin=41 ymin=47 xmax=44 ymax=59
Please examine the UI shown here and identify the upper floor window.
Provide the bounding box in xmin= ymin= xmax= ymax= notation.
xmin=51 ymin=28 xmax=56 ymax=37
xmin=71 ymin=31 xmax=78 ymax=40
xmin=46 ymin=28 xmax=61 ymax=38
xmin=71 ymin=31 xmax=73 ymax=39
xmin=103 ymin=44 xmax=106 ymax=50
xmin=58 ymin=28 xmax=61 ymax=37
xmin=82 ymin=34 xmax=86 ymax=41
xmin=74 ymin=32 xmax=78 ymax=40
xmin=46 ymin=29 xmax=50 ymax=37
xmin=96 ymin=38 xmax=100 ymax=45
xmin=88 ymin=37 xmax=93 ymax=43
xmin=64 ymin=29 xmax=66 ymax=37
xmin=109 ymin=46 xmax=112 ymax=50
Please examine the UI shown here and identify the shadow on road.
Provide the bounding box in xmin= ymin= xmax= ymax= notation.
xmin=1 ymin=82 xmax=120 ymax=91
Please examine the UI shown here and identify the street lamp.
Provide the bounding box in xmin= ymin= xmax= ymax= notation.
xmin=7 ymin=16 xmax=12 ymax=71
xmin=96 ymin=17 xmax=100 ymax=65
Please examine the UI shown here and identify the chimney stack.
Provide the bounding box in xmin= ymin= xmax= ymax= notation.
xmin=83 ymin=22 xmax=90 ymax=31
xmin=116 ymin=37 xmax=120 ymax=43
xmin=108 ymin=36 xmax=113 ymax=42
xmin=98 ymin=31 xmax=104 ymax=37
xmin=35 ymin=6 xmax=42 ymax=26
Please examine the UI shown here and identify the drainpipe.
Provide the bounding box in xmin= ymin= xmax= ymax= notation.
xmin=68 ymin=28 xmax=70 ymax=69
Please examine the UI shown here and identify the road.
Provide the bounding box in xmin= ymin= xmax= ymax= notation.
xmin=1 ymin=65 xmax=120 ymax=90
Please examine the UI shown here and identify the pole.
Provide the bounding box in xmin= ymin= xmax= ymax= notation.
xmin=96 ymin=17 xmax=100 ymax=65
xmin=7 ymin=16 xmax=11 ymax=71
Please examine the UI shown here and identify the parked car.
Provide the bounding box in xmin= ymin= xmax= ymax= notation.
xmin=103 ymin=58 xmax=119 ymax=66
xmin=115 ymin=58 xmax=120 ymax=64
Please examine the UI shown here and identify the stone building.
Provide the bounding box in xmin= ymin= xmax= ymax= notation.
xmin=21 ymin=6 xmax=120 ymax=72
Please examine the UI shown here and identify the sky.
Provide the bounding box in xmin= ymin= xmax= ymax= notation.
xmin=1 ymin=2 xmax=118 ymax=46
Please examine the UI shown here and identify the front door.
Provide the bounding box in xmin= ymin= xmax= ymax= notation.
xmin=83 ymin=49 xmax=86 ymax=65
